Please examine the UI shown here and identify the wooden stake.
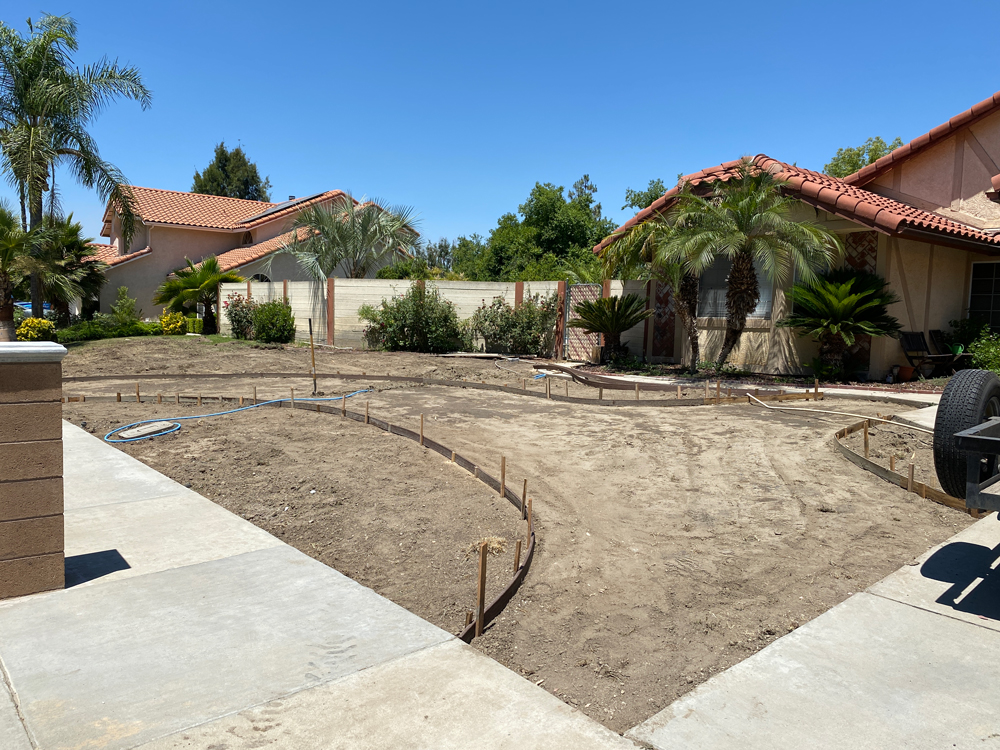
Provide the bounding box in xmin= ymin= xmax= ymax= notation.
xmin=521 ymin=479 xmax=528 ymax=520
xmin=239 ymin=396 xmax=244 ymax=406
xmin=253 ymin=386 xmax=257 ymax=405
xmin=635 ymin=383 xmax=640 ymax=400
xmin=754 ymin=388 xmax=759 ymax=397
xmin=598 ymin=387 xmax=603 ymax=400
xmin=135 ymin=383 xmax=140 ymax=403
xmin=476 ymin=542 xmax=488 ymax=637
xmin=474 ymin=466 xmax=479 ymax=479
xmin=863 ymin=421 xmax=870 ymax=459
xmin=705 ymin=380 xmax=710 ymax=399
xmin=419 ymin=413 xmax=424 ymax=445
xmin=342 ymin=394 xmax=346 ymax=416
xmin=677 ymin=385 xmax=681 ymax=399
xmin=365 ymin=400 xmax=369 ymax=424
xmin=565 ymin=380 xmax=569 ymax=397
xmin=316 ymin=403 xmax=321 ymax=413
xmin=197 ymin=394 xmax=202 ymax=406
xmin=500 ymin=456 xmax=506 ymax=497
xmin=920 ymin=482 xmax=927 ymax=499
xmin=81 ymin=395 xmax=85 ymax=402
xmin=890 ymin=455 xmax=896 ymax=472
xmin=116 ymin=392 xmax=121 ymax=402
xmin=308 ymin=318 xmax=317 ymax=394
xmin=814 ymin=378 xmax=820 ymax=401
xmin=451 ymin=450 xmax=456 ymax=463
xmin=175 ymin=393 xmax=180 ymax=405
xmin=522 ymin=378 xmax=526 ymax=390
xmin=290 ymin=388 xmax=295 ymax=409
xmin=546 ymin=378 xmax=551 ymax=399
xmin=716 ymin=380 xmax=721 ymax=401
xmin=465 ymin=611 xmax=473 ymax=627
xmin=157 ymin=393 xmax=162 ymax=404
xmin=527 ymin=497 xmax=533 ymax=537
xmin=908 ymin=463 xmax=915 ymax=492
xmin=727 ymin=387 xmax=731 ymax=397
xmin=514 ymin=539 xmax=522 ymax=572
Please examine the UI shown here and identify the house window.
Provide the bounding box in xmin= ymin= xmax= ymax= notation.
xmin=251 ymin=273 xmax=270 ymax=283
xmin=697 ymin=256 xmax=774 ymax=319
xmin=968 ymin=262 xmax=1000 ymax=330
xmin=241 ymin=231 xmax=253 ymax=245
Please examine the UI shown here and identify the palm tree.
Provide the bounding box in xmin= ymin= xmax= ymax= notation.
xmin=34 ymin=214 xmax=106 ymax=324
xmin=779 ymin=268 xmax=901 ymax=375
xmin=0 ymin=14 xmax=151 ymax=315
xmin=669 ymin=159 xmax=841 ymax=368
xmin=568 ymin=294 xmax=652 ymax=362
xmin=0 ymin=202 xmax=33 ymax=341
xmin=598 ymin=202 xmax=708 ymax=374
xmin=273 ymin=194 xmax=420 ymax=280
xmin=153 ymin=257 xmax=243 ymax=335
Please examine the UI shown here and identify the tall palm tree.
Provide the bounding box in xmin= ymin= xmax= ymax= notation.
xmin=273 ymin=194 xmax=420 ymax=280
xmin=0 ymin=202 xmax=33 ymax=341
xmin=0 ymin=14 xmax=151 ymax=315
xmin=669 ymin=159 xmax=841 ymax=368
xmin=599 ymin=204 xmax=707 ymax=374
xmin=153 ymin=257 xmax=243 ymax=335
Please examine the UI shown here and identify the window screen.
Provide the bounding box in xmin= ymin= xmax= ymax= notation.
xmin=697 ymin=256 xmax=774 ymax=319
xmin=969 ymin=262 xmax=1000 ymax=330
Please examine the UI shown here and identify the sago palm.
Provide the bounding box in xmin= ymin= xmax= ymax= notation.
xmin=779 ymin=268 xmax=901 ymax=374
xmin=568 ymin=293 xmax=652 ymax=361
xmin=0 ymin=14 xmax=150 ymax=315
xmin=274 ymin=194 xmax=420 ymax=280
xmin=153 ymin=256 xmax=243 ymax=335
xmin=669 ymin=159 xmax=841 ymax=368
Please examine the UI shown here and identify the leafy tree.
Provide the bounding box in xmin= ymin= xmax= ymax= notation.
xmin=421 ymin=237 xmax=453 ymax=270
xmin=274 ymin=194 xmax=419 ymax=280
xmin=153 ymin=256 xmax=243 ymax=334
xmin=0 ymin=202 xmax=33 ymax=341
xmin=823 ymin=136 xmax=904 ymax=179
xmin=569 ymin=294 xmax=652 ymax=362
xmin=779 ymin=268 xmax=901 ymax=376
xmin=0 ymin=14 xmax=150 ymax=316
xmin=192 ymin=142 xmax=272 ymax=202
xmin=622 ymin=178 xmax=667 ymax=210
xmin=669 ymin=159 xmax=841 ymax=368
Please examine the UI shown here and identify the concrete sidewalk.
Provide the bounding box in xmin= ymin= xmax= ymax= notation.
xmin=0 ymin=423 xmax=635 ymax=750
xmin=628 ymin=511 xmax=1000 ymax=749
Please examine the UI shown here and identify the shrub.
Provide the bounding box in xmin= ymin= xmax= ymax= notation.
xmin=13 ymin=306 xmax=26 ymax=327
xmin=57 ymin=320 xmax=112 ymax=344
xmin=186 ymin=315 xmax=203 ymax=334
xmin=253 ymin=299 xmax=296 ymax=343
xmin=467 ymin=293 xmax=559 ymax=356
xmin=970 ymin=329 xmax=1000 ymax=372
xmin=159 ymin=311 xmax=187 ymax=335
xmin=110 ymin=287 xmax=141 ymax=328
xmin=16 ymin=317 xmax=57 ymax=341
xmin=944 ymin=317 xmax=989 ymax=350
xmin=569 ymin=294 xmax=652 ymax=361
xmin=360 ymin=283 xmax=465 ymax=353
xmin=223 ymin=293 xmax=257 ymax=339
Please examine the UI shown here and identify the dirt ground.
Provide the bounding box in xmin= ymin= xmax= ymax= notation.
xmin=60 ymin=338 xmax=975 ymax=734
xmin=843 ymin=421 xmax=941 ymax=490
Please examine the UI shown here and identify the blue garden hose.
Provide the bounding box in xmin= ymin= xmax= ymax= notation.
xmin=104 ymin=389 xmax=372 ymax=443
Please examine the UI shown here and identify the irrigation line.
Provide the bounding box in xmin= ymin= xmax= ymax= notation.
xmin=747 ymin=394 xmax=935 ymax=434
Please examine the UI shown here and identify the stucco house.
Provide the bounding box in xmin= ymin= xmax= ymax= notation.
xmin=86 ymin=188 xmax=397 ymax=316
xmin=596 ymin=90 xmax=1000 ymax=380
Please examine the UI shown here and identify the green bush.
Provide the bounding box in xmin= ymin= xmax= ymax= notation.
xmin=253 ymin=299 xmax=296 ymax=343
xmin=360 ymin=283 xmax=465 ymax=353
xmin=223 ymin=293 xmax=257 ymax=339
xmin=13 ymin=306 xmax=26 ymax=327
xmin=16 ymin=317 xmax=57 ymax=341
xmin=467 ymin=293 xmax=559 ymax=356
xmin=186 ymin=315 xmax=203 ymax=334
xmin=57 ymin=320 xmax=112 ymax=343
xmin=159 ymin=311 xmax=187 ymax=335
xmin=970 ymin=329 xmax=1000 ymax=372
xmin=944 ymin=317 xmax=989 ymax=350
xmin=110 ymin=287 xmax=141 ymax=328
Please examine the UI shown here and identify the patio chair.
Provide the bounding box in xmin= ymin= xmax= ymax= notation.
xmin=929 ymin=328 xmax=973 ymax=370
xmin=899 ymin=331 xmax=965 ymax=375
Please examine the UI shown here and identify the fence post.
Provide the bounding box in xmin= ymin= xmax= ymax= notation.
xmin=555 ymin=281 xmax=567 ymax=360
xmin=514 ymin=281 xmax=524 ymax=309
xmin=327 ymin=278 xmax=335 ymax=346
xmin=283 ymin=279 xmax=289 ymax=301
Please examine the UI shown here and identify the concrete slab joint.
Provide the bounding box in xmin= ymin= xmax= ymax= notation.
xmin=0 ymin=342 xmax=67 ymax=599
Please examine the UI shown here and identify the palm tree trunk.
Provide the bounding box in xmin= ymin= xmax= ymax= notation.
xmin=18 ymin=183 xmax=27 ymax=232
xmin=203 ymin=302 xmax=217 ymax=335
xmin=29 ymin=180 xmax=45 ymax=318
xmin=673 ymin=272 xmax=700 ymax=374
xmin=716 ymin=249 xmax=760 ymax=369
xmin=0 ymin=293 xmax=14 ymax=342
xmin=819 ymin=334 xmax=848 ymax=374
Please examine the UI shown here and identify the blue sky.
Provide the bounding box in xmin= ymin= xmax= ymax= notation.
xmin=4 ymin=1 xmax=1000 ymax=245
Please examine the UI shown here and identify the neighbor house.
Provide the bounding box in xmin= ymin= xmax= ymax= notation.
xmin=87 ymin=188 xmax=401 ymax=316
xmin=596 ymin=90 xmax=1000 ymax=380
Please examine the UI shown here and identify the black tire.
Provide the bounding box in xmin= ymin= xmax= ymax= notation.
xmin=933 ymin=368 xmax=1000 ymax=498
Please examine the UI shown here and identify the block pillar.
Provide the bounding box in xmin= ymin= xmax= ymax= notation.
xmin=0 ymin=342 xmax=67 ymax=599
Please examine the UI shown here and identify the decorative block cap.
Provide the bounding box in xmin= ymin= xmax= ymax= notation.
xmin=0 ymin=342 xmax=68 ymax=363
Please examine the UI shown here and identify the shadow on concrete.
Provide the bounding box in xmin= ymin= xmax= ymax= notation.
xmin=921 ymin=541 xmax=1000 ymax=621
xmin=65 ymin=549 xmax=131 ymax=588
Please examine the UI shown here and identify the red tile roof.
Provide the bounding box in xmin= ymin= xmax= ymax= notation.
xmin=100 ymin=188 xmax=352 ymax=234
xmin=594 ymin=154 xmax=1000 ymax=254
xmin=84 ymin=243 xmax=153 ymax=267
xmin=844 ymin=91 xmax=1000 ymax=186
xmin=203 ymin=228 xmax=309 ymax=273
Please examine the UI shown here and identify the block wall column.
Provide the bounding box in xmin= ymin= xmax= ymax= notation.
xmin=0 ymin=342 xmax=67 ymax=599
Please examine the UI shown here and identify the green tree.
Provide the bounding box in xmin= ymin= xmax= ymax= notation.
xmin=622 ymin=178 xmax=667 ymax=210
xmin=779 ymin=268 xmax=901 ymax=375
xmin=0 ymin=202 xmax=33 ymax=341
xmin=0 ymin=13 xmax=150 ymax=316
xmin=153 ymin=256 xmax=243 ymax=334
xmin=34 ymin=214 xmax=106 ymax=325
xmin=273 ymin=194 xmax=420 ymax=280
xmin=823 ymin=136 xmax=904 ymax=179
xmin=192 ymin=142 xmax=272 ymax=202
xmin=669 ymin=159 xmax=841 ymax=368
xmin=568 ymin=294 xmax=653 ymax=362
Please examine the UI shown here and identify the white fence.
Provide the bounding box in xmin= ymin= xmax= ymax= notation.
xmin=217 ymin=278 xmax=671 ymax=361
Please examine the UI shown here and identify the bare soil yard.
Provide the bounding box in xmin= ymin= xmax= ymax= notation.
xmin=61 ymin=338 xmax=974 ymax=734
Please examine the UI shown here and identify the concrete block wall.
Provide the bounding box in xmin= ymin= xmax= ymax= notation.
xmin=0 ymin=342 xmax=67 ymax=599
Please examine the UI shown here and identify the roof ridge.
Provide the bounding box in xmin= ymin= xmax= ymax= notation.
xmin=129 ymin=185 xmax=277 ymax=207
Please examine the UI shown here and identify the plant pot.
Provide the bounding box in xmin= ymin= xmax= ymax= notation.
xmin=897 ymin=365 xmax=915 ymax=382
xmin=918 ymin=362 xmax=936 ymax=379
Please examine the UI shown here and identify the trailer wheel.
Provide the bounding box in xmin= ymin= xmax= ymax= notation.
xmin=933 ymin=369 xmax=1000 ymax=498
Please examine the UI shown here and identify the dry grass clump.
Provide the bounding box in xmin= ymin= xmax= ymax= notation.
xmin=466 ymin=536 xmax=507 ymax=558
